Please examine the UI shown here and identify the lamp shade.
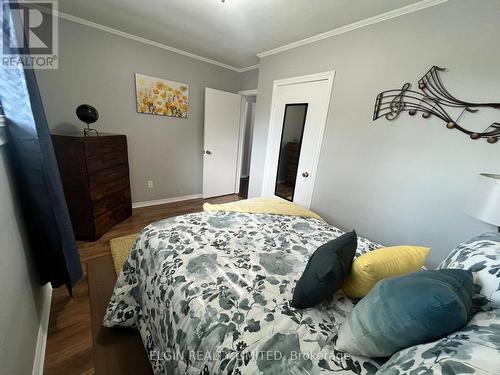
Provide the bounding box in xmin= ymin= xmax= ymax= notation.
xmin=76 ymin=104 xmax=99 ymax=125
xmin=465 ymin=174 xmax=500 ymax=227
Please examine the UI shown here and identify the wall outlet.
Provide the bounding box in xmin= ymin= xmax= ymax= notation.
xmin=147 ymin=180 xmax=154 ymax=189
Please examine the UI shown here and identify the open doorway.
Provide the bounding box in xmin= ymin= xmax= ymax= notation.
xmin=237 ymin=90 xmax=257 ymax=198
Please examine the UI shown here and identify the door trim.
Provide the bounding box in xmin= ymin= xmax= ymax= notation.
xmin=238 ymin=89 xmax=258 ymax=96
xmin=235 ymin=96 xmax=248 ymax=193
xmin=261 ymin=70 xmax=336 ymax=208
xmin=235 ymin=91 xmax=258 ymax=195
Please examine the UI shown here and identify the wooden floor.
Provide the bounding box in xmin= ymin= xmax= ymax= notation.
xmin=44 ymin=194 xmax=241 ymax=375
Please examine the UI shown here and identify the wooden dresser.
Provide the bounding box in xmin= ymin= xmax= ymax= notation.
xmin=52 ymin=133 xmax=132 ymax=241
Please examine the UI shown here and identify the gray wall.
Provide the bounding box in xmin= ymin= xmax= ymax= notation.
xmin=249 ymin=0 xmax=500 ymax=267
xmin=0 ymin=148 xmax=45 ymax=374
xmin=239 ymin=69 xmax=259 ymax=91
xmin=36 ymin=19 xmax=256 ymax=203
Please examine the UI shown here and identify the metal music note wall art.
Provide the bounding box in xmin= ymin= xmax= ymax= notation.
xmin=373 ymin=66 xmax=500 ymax=144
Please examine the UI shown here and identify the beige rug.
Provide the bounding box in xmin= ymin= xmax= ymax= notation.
xmin=109 ymin=233 xmax=139 ymax=275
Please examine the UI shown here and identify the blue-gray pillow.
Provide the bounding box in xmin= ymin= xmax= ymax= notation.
xmin=336 ymin=269 xmax=474 ymax=358
xmin=291 ymin=231 xmax=357 ymax=309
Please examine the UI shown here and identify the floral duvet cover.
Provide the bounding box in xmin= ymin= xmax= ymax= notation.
xmin=103 ymin=211 xmax=384 ymax=374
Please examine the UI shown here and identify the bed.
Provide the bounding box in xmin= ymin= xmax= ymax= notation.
xmin=103 ymin=205 xmax=500 ymax=374
xmin=103 ymin=207 xmax=385 ymax=374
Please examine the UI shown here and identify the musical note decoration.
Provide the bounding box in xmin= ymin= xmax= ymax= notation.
xmin=373 ymin=66 xmax=500 ymax=144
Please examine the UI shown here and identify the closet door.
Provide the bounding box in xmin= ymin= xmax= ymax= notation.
xmin=262 ymin=73 xmax=335 ymax=208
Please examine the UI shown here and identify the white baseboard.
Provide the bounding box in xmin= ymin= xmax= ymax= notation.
xmin=132 ymin=193 xmax=203 ymax=209
xmin=32 ymin=283 xmax=52 ymax=375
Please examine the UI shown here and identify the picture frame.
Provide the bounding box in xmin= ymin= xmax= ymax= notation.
xmin=135 ymin=73 xmax=189 ymax=118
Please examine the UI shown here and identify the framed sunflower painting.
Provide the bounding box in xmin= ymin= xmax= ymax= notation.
xmin=135 ymin=73 xmax=189 ymax=118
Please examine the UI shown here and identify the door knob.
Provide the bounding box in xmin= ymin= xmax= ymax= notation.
xmin=205 ymin=150 xmax=212 ymax=155
xmin=302 ymin=172 xmax=309 ymax=178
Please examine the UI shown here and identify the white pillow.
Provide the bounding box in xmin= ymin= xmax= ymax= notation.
xmin=438 ymin=233 xmax=500 ymax=310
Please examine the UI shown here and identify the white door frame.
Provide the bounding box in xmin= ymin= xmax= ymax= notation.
xmin=261 ymin=71 xmax=335 ymax=208
xmin=234 ymin=90 xmax=258 ymax=193
xmin=234 ymin=97 xmax=248 ymax=193
xmin=238 ymin=89 xmax=258 ymax=96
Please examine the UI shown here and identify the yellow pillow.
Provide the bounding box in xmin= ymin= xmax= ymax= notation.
xmin=341 ymin=246 xmax=430 ymax=298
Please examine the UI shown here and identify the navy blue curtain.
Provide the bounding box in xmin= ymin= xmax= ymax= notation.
xmin=0 ymin=1 xmax=82 ymax=290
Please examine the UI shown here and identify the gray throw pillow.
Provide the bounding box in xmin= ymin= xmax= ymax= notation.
xmin=291 ymin=231 xmax=357 ymax=309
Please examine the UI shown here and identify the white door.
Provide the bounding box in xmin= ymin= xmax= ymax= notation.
xmin=203 ymin=88 xmax=242 ymax=198
xmin=262 ymin=72 xmax=335 ymax=208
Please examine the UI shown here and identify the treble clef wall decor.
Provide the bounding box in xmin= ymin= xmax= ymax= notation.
xmin=373 ymin=66 xmax=500 ymax=144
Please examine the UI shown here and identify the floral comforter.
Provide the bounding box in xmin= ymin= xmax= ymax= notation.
xmin=103 ymin=211 xmax=383 ymax=374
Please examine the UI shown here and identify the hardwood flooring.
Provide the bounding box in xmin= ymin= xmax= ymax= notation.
xmin=238 ymin=176 xmax=249 ymax=199
xmin=44 ymin=194 xmax=241 ymax=375
xmin=88 ymin=255 xmax=152 ymax=374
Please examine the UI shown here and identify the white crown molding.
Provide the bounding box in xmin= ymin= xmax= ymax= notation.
xmin=32 ymin=5 xmax=259 ymax=73
xmin=238 ymin=64 xmax=260 ymax=73
xmin=257 ymin=0 xmax=448 ymax=58
xmin=33 ymin=0 xmax=447 ymax=72
xmin=132 ymin=194 xmax=203 ymax=209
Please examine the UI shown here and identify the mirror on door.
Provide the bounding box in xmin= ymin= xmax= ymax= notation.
xmin=274 ymin=103 xmax=308 ymax=201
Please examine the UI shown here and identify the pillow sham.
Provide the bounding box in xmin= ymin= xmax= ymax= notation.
xmin=438 ymin=232 xmax=500 ymax=310
xmin=341 ymin=245 xmax=430 ymax=298
xmin=291 ymin=231 xmax=357 ymax=309
xmin=377 ymin=308 xmax=500 ymax=374
xmin=336 ymin=269 xmax=474 ymax=358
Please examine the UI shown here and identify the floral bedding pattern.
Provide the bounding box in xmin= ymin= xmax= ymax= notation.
xmin=103 ymin=211 xmax=383 ymax=374
xmin=438 ymin=232 xmax=500 ymax=311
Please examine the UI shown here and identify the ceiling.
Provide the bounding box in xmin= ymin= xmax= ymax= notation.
xmin=57 ymin=0 xmax=423 ymax=70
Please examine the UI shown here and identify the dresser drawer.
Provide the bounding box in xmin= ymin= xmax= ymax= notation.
xmin=84 ymin=136 xmax=127 ymax=157
xmin=86 ymin=152 xmax=128 ymax=174
xmin=88 ymin=164 xmax=129 ymax=188
xmin=94 ymin=202 xmax=132 ymax=238
xmin=89 ymin=174 xmax=130 ymax=202
xmin=93 ymin=188 xmax=131 ymax=218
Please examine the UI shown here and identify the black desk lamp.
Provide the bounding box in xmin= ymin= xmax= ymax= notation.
xmin=76 ymin=104 xmax=99 ymax=136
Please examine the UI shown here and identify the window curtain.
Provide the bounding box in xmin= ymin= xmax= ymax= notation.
xmin=0 ymin=1 xmax=82 ymax=291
